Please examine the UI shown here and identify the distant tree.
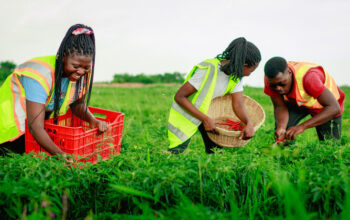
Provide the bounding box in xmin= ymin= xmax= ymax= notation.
xmin=112 ymin=72 xmax=185 ymax=84
xmin=0 ymin=61 xmax=16 ymax=82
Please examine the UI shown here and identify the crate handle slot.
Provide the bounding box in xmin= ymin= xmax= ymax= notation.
xmin=92 ymin=112 xmax=107 ymax=119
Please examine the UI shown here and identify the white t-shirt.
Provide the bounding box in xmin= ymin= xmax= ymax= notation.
xmin=188 ymin=64 xmax=243 ymax=99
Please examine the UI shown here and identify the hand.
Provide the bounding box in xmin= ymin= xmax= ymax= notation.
xmin=203 ymin=117 xmax=218 ymax=134
xmin=240 ymin=123 xmax=255 ymax=140
xmin=90 ymin=119 xmax=110 ymax=134
xmin=55 ymin=153 xmax=73 ymax=164
xmin=285 ymin=124 xmax=306 ymax=140
xmin=275 ymin=128 xmax=286 ymax=141
xmin=63 ymin=153 xmax=73 ymax=164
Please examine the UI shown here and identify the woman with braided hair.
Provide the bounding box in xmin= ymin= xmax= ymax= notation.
xmin=167 ymin=37 xmax=261 ymax=154
xmin=0 ymin=24 xmax=108 ymax=156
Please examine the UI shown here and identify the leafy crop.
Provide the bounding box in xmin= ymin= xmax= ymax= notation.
xmin=0 ymin=85 xmax=349 ymax=219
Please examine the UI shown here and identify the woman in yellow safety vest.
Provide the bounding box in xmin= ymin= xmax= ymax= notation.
xmin=0 ymin=24 xmax=109 ymax=156
xmin=167 ymin=37 xmax=261 ymax=154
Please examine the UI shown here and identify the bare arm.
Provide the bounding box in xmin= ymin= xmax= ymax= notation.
xmin=26 ymin=100 xmax=63 ymax=155
xmin=70 ymin=99 xmax=108 ymax=133
xmin=231 ymin=92 xmax=254 ymax=140
xmin=285 ymin=88 xmax=340 ymax=140
xmin=174 ymin=82 xmax=217 ymax=133
xmin=271 ymin=95 xmax=289 ymax=140
xmin=70 ymin=98 xmax=95 ymax=123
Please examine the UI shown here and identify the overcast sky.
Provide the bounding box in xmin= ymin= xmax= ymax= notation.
xmin=1 ymin=0 xmax=349 ymax=87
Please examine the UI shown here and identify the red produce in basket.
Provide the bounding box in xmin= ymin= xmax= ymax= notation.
xmin=216 ymin=119 xmax=243 ymax=131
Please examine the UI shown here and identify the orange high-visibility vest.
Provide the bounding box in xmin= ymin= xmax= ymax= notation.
xmin=0 ymin=55 xmax=90 ymax=144
xmin=284 ymin=61 xmax=340 ymax=109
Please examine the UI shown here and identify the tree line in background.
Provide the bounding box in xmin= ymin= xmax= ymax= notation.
xmin=0 ymin=61 xmax=16 ymax=83
xmin=112 ymin=72 xmax=185 ymax=84
xmin=0 ymin=60 xmax=185 ymax=84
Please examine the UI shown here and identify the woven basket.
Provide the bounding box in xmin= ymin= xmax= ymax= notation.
xmin=206 ymin=94 xmax=265 ymax=148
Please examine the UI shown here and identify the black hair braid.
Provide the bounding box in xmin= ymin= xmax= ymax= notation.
xmin=216 ymin=37 xmax=261 ymax=80
xmin=53 ymin=24 xmax=95 ymax=123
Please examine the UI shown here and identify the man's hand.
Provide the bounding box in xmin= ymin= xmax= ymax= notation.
xmin=275 ymin=128 xmax=286 ymax=141
xmin=285 ymin=124 xmax=306 ymax=140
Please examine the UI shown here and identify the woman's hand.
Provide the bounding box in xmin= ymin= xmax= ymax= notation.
xmin=241 ymin=122 xmax=255 ymax=140
xmin=62 ymin=153 xmax=74 ymax=164
xmin=231 ymin=92 xmax=254 ymax=140
xmin=90 ymin=119 xmax=109 ymax=134
xmin=70 ymin=100 xmax=109 ymax=134
xmin=203 ymin=117 xmax=218 ymax=134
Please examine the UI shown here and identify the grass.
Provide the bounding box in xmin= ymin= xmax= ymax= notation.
xmin=0 ymin=85 xmax=349 ymax=219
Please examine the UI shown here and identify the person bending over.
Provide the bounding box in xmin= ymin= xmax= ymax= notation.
xmin=264 ymin=57 xmax=345 ymax=142
xmin=167 ymin=37 xmax=261 ymax=154
xmin=0 ymin=24 xmax=109 ymax=156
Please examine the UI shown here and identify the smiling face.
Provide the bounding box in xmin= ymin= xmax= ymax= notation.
xmin=243 ymin=62 xmax=259 ymax=77
xmin=63 ymin=54 xmax=92 ymax=82
xmin=267 ymin=67 xmax=293 ymax=95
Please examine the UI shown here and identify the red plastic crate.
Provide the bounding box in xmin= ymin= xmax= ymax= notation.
xmin=25 ymin=107 xmax=124 ymax=164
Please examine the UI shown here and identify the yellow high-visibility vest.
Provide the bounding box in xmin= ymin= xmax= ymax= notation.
xmin=285 ymin=61 xmax=340 ymax=109
xmin=0 ymin=55 xmax=89 ymax=144
xmin=167 ymin=58 xmax=239 ymax=149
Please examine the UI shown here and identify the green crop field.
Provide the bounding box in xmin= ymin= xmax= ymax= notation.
xmin=0 ymin=85 xmax=349 ymax=219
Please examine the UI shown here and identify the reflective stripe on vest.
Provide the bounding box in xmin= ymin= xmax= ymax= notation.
xmin=285 ymin=61 xmax=340 ymax=109
xmin=15 ymin=61 xmax=53 ymax=95
xmin=12 ymin=75 xmax=26 ymax=133
xmin=51 ymin=80 xmax=75 ymax=117
xmin=0 ymin=74 xmax=26 ymax=143
xmin=167 ymin=58 xmax=239 ymax=149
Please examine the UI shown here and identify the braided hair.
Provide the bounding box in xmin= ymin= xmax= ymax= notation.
xmin=216 ymin=37 xmax=261 ymax=80
xmin=53 ymin=24 xmax=95 ymax=122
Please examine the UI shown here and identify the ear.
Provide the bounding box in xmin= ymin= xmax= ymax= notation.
xmin=286 ymin=68 xmax=293 ymax=84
